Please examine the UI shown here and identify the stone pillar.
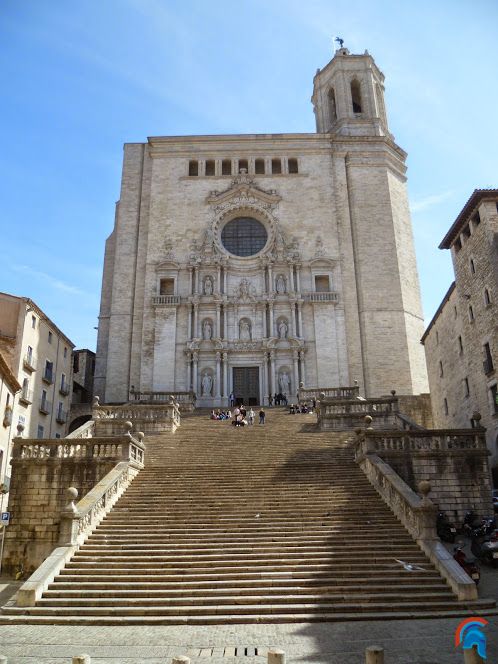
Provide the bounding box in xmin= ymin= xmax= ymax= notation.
xmin=289 ymin=301 xmax=296 ymax=337
xmin=73 ymin=657 xmax=91 ymax=664
xmin=215 ymin=352 xmax=221 ymax=399
xmin=268 ymin=650 xmax=285 ymax=664
xmin=297 ymin=302 xmax=303 ymax=338
xmin=216 ymin=304 xmax=221 ymax=338
xmin=187 ymin=307 xmax=192 ymax=339
xmin=265 ymin=354 xmax=271 ymax=402
xmin=223 ymin=267 xmax=228 ymax=294
xmin=270 ymin=351 xmax=276 ymax=397
xmin=365 ymin=646 xmax=384 ymax=664
xmin=222 ymin=352 xmax=228 ymax=397
xmin=288 ymin=263 xmax=294 ymax=292
xmin=185 ymin=354 xmax=191 ymax=390
xmin=188 ymin=267 xmax=193 ymax=295
xmin=195 ymin=268 xmax=200 ymax=294
xmin=193 ymin=305 xmax=199 ymax=339
xmin=269 ymin=303 xmax=274 ymax=337
xmin=293 ymin=351 xmax=299 ymax=400
xmin=299 ymin=350 xmax=306 ymax=386
xmin=261 ymin=355 xmax=267 ymax=404
xmin=192 ymin=352 xmax=199 ymax=396
xmin=295 ymin=263 xmax=301 ymax=292
xmin=268 ymin=264 xmax=273 ymax=292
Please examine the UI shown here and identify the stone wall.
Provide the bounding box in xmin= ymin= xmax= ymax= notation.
xmin=397 ymin=393 xmax=433 ymax=428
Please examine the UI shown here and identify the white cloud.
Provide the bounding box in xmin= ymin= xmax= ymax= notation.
xmin=10 ymin=264 xmax=90 ymax=297
xmin=410 ymin=190 xmax=454 ymax=213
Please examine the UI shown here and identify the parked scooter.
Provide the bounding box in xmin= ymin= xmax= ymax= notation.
xmin=437 ymin=512 xmax=457 ymax=543
xmin=453 ymin=546 xmax=480 ymax=584
xmin=470 ymin=521 xmax=498 ymax=567
xmin=462 ymin=510 xmax=482 ymax=536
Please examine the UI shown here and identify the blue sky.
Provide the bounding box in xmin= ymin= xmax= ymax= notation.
xmin=1 ymin=0 xmax=497 ymax=350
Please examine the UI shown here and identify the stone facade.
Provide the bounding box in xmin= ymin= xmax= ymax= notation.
xmin=0 ymin=293 xmax=75 ymax=440
xmin=95 ymin=48 xmax=429 ymax=407
xmin=0 ymin=351 xmax=21 ymax=498
xmin=422 ymin=190 xmax=498 ymax=479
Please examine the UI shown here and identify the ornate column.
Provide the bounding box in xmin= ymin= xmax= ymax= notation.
xmin=223 ymin=268 xmax=228 ymax=294
xmin=295 ymin=263 xmax=301 ymax=293
xmin=269 ymin=303 xmax=274 ymax=338
xmin=293 ymin=350 xmax=300 ymax=400
xmin=222 ymin=352 xmax=228 ymax=398
xmin=297 ymin=302 xmax=303 ymax=338
xmin=261 ymin=353 xmax=267 ymax=403
xmin=186 ymin=353 xmax=191 ymax=390
xmin=288 ymin=263 xmax=294 ymax=292
xmin=188 ymin=306 xmax=193 ymax=340
xmin=216 ymin=304 xmax=221 ymax=338
xmin=215 ymin=352 xmax=221 ymax=399
xmin=192 ymin=351 xmax=199 ymax=397
xmin=270 ymin=351 xmax=276 ymax=397
xmin=268 ymin=264 xmax=274 ymax=293
xmin=289 ymin=300 xmax=296 ymax=337
xmin=193 ymin=304 xmax=199 ymax=338
xmin=263 ymin=353 xmax=271 ymax=403
xmin=265 ymin=354 xmax=271 ymax=402
xmin=195 ymin=268 xmax=200 ymax=295
xmin=299 ymin=350 xmax=306 ymax=386
xmin=217 ymin=265 xmax=221 ymax=293
xmin=188 ymin=267 xmax=194 ymax=295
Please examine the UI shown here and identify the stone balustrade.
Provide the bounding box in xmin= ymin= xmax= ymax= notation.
xmin=129 ymin=389 xmax=196 ymax=411
xmin=298 ymin=385 xmax=360 ymax=403
xmin=360 ymin=429 xmax=488 ymax=454
xmin=317 ymin=395 xmax=398 ymax=430
xmin=355 ymin=436 xmax=478 ymax=601
xmin=66 ymin=419 xmax=95 ymax=438
xmin=93 ymin=398 xmax=181 ymax=434
xmin=151 ymin=294 xmax=181 ymax=306
xmin=303 ymin=291 xmax=339 ymax=303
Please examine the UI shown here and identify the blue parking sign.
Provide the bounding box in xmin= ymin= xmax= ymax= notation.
xmin=1 ymin=512 xmax=10 ymax=525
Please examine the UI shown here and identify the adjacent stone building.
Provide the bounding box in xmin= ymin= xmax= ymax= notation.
xmin=68 ymin=348 xmax=95 ymax=432
xmin=0 ymin=292 xmax=74 ymax=440
xmin=422 ymin=190 xmax=498 ymax=480
xmin=0 ymin=351 xmax=20 ymax=496
xmin=95 ymin=47 xmax=429 ymax=407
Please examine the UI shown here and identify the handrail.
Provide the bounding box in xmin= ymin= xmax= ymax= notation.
xmin=298 ymin=386 xmax=360 ymax=402
xmin=361 ymin=428 xmax=488 ymax=453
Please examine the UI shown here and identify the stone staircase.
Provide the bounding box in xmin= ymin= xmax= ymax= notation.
xmin=3 ymin=408 xmax=493 ymax=623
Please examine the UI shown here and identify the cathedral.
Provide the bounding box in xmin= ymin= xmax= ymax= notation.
xmin=94 ymin=47 xmax=429 ymax=407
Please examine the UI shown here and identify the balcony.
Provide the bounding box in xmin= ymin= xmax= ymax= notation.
xmin=483 ymin=359 xmax=495 ymax=375
xmin=39 ymin=399 xmax=52 ymax=415
xmin=42 ymin=369 xmax=54 ymax=385
xmin=151 ymin=295 xmax=181 ymax=306
xmin=59 ymin=381 xmax=71 ymax=396
xmin=19 ymin=389 xmax=33 ymax=406
xmin=23 ymin=354 xmax=36 ymax=372
xmin=303 ymin=291 xmax=339 ymax=304
xmin=56 ymin=409 xmax=67 ymax=424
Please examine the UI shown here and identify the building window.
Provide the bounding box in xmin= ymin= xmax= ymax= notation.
xmin=328 ymin=87 xmax=337 ymax=122
xmin=314 ymin=275 xmax=331 ymax=292
xmin=31 ymin=315 xmax=36 ymax=329
xmin=64 ymin=346 xmax=67 ymax=359
xmin=443 ymin=398 xmax=448 ymax=416
xmin=48 ymin=330 xmax=53 ymax=344
xmin=238 ymin=159 xmax=248 ymax=174
xmin=439 ymin=360 xmax=444 ymax=378
xmin=458 ymin=335 xmax=463 ymax=354
xmin=55 ymin=433 xmax=61 ymax=439
xmin=221 ymin=217 xmax=268 ymax=257
xmin=188 ymin=160 xmax=198 ymax=176
xmin=462 ymin=224 xmax=471 ymax=239
xmin=222 ymin=159 xmax=232 ymax=176
xmin=491 ymin=384 xmax=498 ymax=414
xmin=37 ymin=425 xmax=44 ymax=439
xmin=472 ymin=211 xmax=481 ymax=226
xmin=484 ymin=288 xmax=491 ymax=306
xmin=255 ymin=158 xmax=265 ymax=175
xmin=271 ymin=158 xmax=282 ymax=174
xmin=484 ymin=342 xmax=494 ymax=374
xmin=470 ymin=258 xmax=476 ymax=274
xmin=43 ymin=360 xmax=54 ymax=383
xmin=205 ymin=160 xmax=215 ymax=176
xmin=351 ymin=79 xmax=362 ymax=113
xmin=159 ymin=278 xmax=175 ymax=295
xmin=288 ymin=158 xmax=298 ymax=174
xmin=468 ymin=305 xmax=474 ymax=322
xmin=454 ymin=238 xmax=462 ymax=252
xmin=464 ymin=377 xmax=470 ymax=397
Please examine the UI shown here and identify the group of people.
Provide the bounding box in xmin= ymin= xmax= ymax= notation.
xmin=210 ymin=404 xmax=266 ymax=426
xmin=268 ymin=393 xmax=288 ymax=406
xmin=289 ymin=401 xmax=315 ymax=414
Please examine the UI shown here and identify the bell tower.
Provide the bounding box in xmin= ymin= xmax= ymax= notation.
xmin=312 ymin=47 xmax=390 ymax=137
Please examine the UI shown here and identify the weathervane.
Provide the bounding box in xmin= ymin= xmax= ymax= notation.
xmin=335 ymin=36 xmax=344 ymax=49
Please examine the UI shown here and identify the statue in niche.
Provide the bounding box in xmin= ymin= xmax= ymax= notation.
xmin=239 ymin=319 xmax=252 ymax=341
xmin=276 ymin=274 xmax=286 ymax=294
xmin=201 ymin=372 xmax=213 ymax=396
xmin=204 ymin=276 xmax=213 ymax=296
xmin=203 ymin=320 xmax=212 ymax=340
xmin=278 ymin=371 xmax=291 ymax=395
xmin=278 ymin=320 xmax=288 ymax=339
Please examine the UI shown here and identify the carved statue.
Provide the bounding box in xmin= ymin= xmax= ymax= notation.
xmin=278 ymin=320 xmax=288 ymax=339
xmin=239 ymin=319 xmax=252 ymax=341
xmin=201 ymin=372 xmax=213 ymax=396
xmin=278 ymin=371 xmax=291 ymax=395
xmin=203 ymin=320 xmax=212 ymax=340
xmin=204 ymin=276 xmax=213 ymax=296
xmin=276 ymin=275 xmax=286 ymax=294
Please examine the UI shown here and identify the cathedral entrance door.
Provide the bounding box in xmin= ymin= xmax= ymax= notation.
xmin=232 ymin=367 xmax=259 ymax=406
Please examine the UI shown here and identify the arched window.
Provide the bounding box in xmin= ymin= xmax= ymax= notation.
xmin=328 ymin=88 xmax=337 ymax=122
xmin=222 ymin=159 xmax=232 ymax=176
xmin=351 ymin=79 xmax=362 ymax=113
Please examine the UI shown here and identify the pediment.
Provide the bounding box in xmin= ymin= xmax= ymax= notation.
xmin=206 ymin=172 xmax=281 ymax=207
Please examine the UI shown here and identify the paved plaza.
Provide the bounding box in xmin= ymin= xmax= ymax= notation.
xmin=0 ymin=616 xmax=497 ymax=663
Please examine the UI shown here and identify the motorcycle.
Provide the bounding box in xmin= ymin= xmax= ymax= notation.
xmin=437 ymin=511 xmax=457 ymax=543
xmin=453 ymin=546 xmax=480 ymax=584
xmin=462 ymin=510 xmax=482 ymax=536
xmin=470 ymin=522 xmax=498 ymax=567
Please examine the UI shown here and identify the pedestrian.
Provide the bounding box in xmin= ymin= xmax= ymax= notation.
xmin=268 ymin=394 xmax=273 ymax=407
xmin=229 ymin=391 xmax=235 ymax=407
xmin=248 ymin=408 xmax=255 ymax=425
xmin=259 ymin=408 xmax=266 ymax=424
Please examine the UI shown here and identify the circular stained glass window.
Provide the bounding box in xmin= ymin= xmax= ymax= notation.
xmin=221 ymin=217 xmax=268 ymax=257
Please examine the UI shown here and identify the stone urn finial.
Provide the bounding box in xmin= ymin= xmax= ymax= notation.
xmin=64 ymin=487 xmax=79 ymax=514
xmin=418 ymin=480 xmax=431 ymax=505
xmin=472 ymin=411 xmax=482 ymax=427
xmin=391 ymin=389 xmax=396 ymax=396
xmin=319 ymin=392 xmax=326 ymax=400
xmin=364 ymin=414 xmax=373 ymax=430
xmin=93 ymin=395 xmax=100 ymax=407
xmin=354 ymin=427 xmax=363 ymax=437
xmin=137 ymin=432 xmax=145 ymax=443
xmin=16 ymin=422 xmax=25 ymax=438
xmin=124 ymin=421 xmax=133 ymax=436
xmin=168 ymin=395 xmax=174 ymax=404
xmin=299 ymin=381 xmax=304 ymax=389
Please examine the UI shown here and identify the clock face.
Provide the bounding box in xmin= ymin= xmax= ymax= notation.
xmin=221 ymin=217 xmax=268 ymax=257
